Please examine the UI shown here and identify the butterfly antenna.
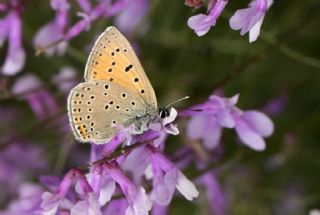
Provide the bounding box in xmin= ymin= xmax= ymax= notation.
xmin=165 ymin=96 xmax=190 ymax=108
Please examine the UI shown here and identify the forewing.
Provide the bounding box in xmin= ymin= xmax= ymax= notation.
xmin=84 ymin=26 xmax=157 ymax=108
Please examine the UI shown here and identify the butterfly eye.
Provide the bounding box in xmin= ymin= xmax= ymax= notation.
xmin=159 ymin=108 xmax=170 ymax=119
xmin=159 ymin=110 xmax=165 ymax=118
xmin=160 ymin=111 xmax=166 ymax=118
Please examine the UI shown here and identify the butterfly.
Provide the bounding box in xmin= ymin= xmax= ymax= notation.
xmin=67 ymin=26 xmax=172 ymax=144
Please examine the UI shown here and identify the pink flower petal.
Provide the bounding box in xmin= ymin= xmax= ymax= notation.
xmin=187 ymin=115 xmax=206 ymax=140
xmin=99 ymin=179 xmax=116 ymax=205
xmin=225 ymin=94 xmax=240 ymax=106
xmin=0 ymin=17 xmax=9 ymax=46
xmin=40 ymin=192 xmax=60 ymax=215
xmin=229 ymin=7 xmax=253 ymax=32
xmin=215 ymin=111 xmax=235 ymax=128
xmin=151 ymin=168 xmax=177 ymax=206
xmin=176 ymin=172 xmax=199 ymax=201
xmin=52 ymin=67 xmax=77 ymax=92
xmin=33 ymin=21 xmax=67 ymax=56
xmin=125 ymin=188 xmax=151 ymax=215
xmin=235 ymin=118 xmax=266 ymax=151
xmin=209 ymin=95 xmax=226 ymax=109
xmin=70 ymin=192 xmax=101 ymax=215
xmin=165 ymin=124 xmax=179 ymax=135
xmin=1 ymin=36 xmax=25 ymax=76
xmin=115 ymin=0 xmax=149 ymax=34
xmin=162 ymin=108 xmax=178 ymax=126
xmin=249 ymin=16 xmax=264 ymax=42
xmin=187 ymin=14 xmax=211 ymax=36
xmin=187 ymin=115 xmax=222 ymax=149
xmin=187 ymin=13 xmax=207 ymax=29
xmin=229 ymin=0 xmax=273 ymax=42
xmin=51 ymin=0 xmax=70 ymax=10
xmin=11 ymin=74 xmax=42 ymax=95
xmin=242 ymin=111 xmax=274 ymax=137
xmin=202 ymin=118 xmax=222 ymax=149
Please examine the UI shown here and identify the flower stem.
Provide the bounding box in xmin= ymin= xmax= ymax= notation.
xmin=78 ymin=137 xmax=158 ymax=170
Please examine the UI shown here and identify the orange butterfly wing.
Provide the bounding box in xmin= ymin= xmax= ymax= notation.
xmin=84 ymin=26 xmax=157 ymax=108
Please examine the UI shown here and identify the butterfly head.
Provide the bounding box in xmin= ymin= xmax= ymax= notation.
xmin=157 ymin=95 xmax=190 ymax=120
xmin=158 ymin=107 xmax=171 ymax=119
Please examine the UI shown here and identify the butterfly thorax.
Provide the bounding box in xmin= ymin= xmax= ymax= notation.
xmin=125 ymin=104 xmax=159 ymax=134
xmin=127 ymin=105 xmax=172 ymax=134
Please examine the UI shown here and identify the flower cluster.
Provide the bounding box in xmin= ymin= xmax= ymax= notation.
xmin=1 ymin=91 xmax=274 ymax=214
xmin=12 ymin=74 xmax=60 ymax=120
xmin=34 ymin=108 xmax=199 ymax=215
xmin=187 ymin=0 xmax=273 ymax=42
xmin=33 ymin=0 xmax=127 ymax=56
xmin=0 ymin=0 xmax=148 ymax=76
xmin=0 ymin=0 xmax=25 ymax=76
xmin=184 ymin=94 xmax=274 ymax=151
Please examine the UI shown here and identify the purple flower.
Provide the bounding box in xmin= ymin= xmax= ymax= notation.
xmin=0 ymin=3 xmax=8 ymax=12
xmin=35 ymin=0 xmax=127 ymax=54
xmin=70 ymin=192 xmax=101 ymax=215
xmin=40 ymin=169 xmax=99 ymax=214
xmin=101 ymin=0 xmax=127 ymax=18
xmin=33 ymin=0 xmax=69 ymax=56
xmin=52 ymin=66 xmax=78 ymax=93
xmin=11 ymin=74 xmax=59 ymax=120
xmin=63 ymin=12 xmax=92 ymax=40
xmin=229 ymin=0 xmax=273 ymax=42
xmin=148 ymin=107 xmax=179 ymax=147
xmin=87 ymin=164 xmax=116 ymax=205
xmin=234 ymin=110 xmax=274 ymax=151
xmin=84 ymin=161 xmax=151 ymax=214
xmin=145 ymin=145 xmax=199 ymax=205
xmin=115 ymin=0 xmax=149 ymax=34
xmin=63 ymin=0 xmax=126 ymax=41
xmin=185 ymin=94 xmax=238 ymax=149
xmin=0 ymin=183 xmax=44 ymax=214
xmin=152 ymin=204 xmax=168 ymax=215
xmin=0 ymin=143 xmax=46 ymax=204
xmin=107 ymin=162 xmax=152 ymax=215
xmin=263 ymin=94 xmax=287 ymax=116
xmin=51 ymin=0 xmax=70 ymax=10
xmin=103 ymin=199 xmax=128 ymax=215
xmin=91 ymin=130 xmax=129 ymax=159
xmin=198 ymin=172 xmax=227 ymax=215
xmin=76 ymin=0 xmax=92 ymax=13
xmin=185 ymin=94 xmax=274 ymax=151
xmin=33 ymin=20 xmax=68 ymax=56
xmin=122 ymin=146 xmax=151 ymax=182
xmin=187 ymin=114 xmax=222 ymax=149
xmin=188 ymin=0 xmax=228 ymax=36
xmin=0 ymin=10 xmax=25 ymax=76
